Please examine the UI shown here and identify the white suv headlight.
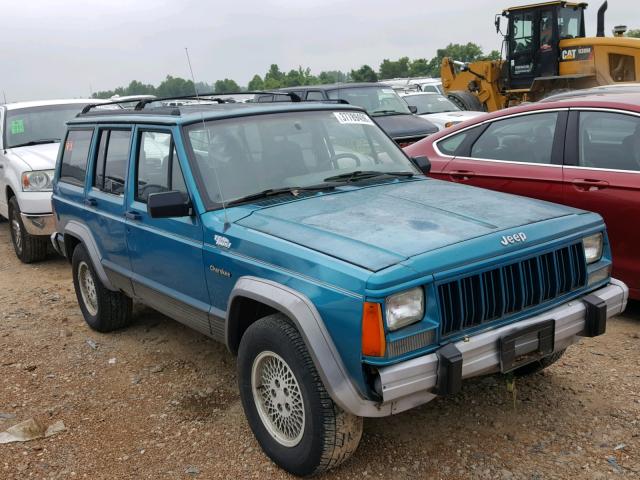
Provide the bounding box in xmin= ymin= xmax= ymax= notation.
xmin=385 ymin=287 xmax=425 ymax=331
xmin=22 ymin=170 xmax=54 ymax=192
xmin=583 ymin=233 xmax=603 ymax=264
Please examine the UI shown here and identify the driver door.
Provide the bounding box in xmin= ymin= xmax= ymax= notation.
xmin=125 ymin=126 xmax=211 ymax=336
xmin=509 ymin=10 xmax=536 ymax=88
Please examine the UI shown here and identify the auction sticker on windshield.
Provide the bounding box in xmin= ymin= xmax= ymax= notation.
xmin=333 ymin=112 xmax=374 ymax=125
xmin=10 ymin=120 xmax=25 ymax=135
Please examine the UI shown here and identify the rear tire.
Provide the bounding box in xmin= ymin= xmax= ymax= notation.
xmin=447 ymin=90 xmax=484 ymax=111
xmin=8 ymin=197 xmax=48 ymax=263
xmin=238 ymin=313 xmax=363 ymax=477
xmin=513 ymin=349 xmax=566 ymax=377
xmin=71 ymin=244 xmax=133 ymax=332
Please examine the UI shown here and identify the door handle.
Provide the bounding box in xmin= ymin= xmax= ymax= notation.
xmin=125 ymin=211 xmax=141 ymax=221
xmin=84 ymin=198 xmax=97 ymax=207
xmin=449 ymin=170 xmax=475 ymax=181
xmin=571 ymin=179 xmax=609 ymax=191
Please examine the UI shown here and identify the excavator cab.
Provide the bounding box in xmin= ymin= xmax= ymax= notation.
xmin=502 ymin=2 xmax=587 ymax=89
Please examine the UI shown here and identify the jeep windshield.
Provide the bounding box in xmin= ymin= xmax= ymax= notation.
xmin=5 ymin=104 xmax=88 ymax=149
xmin=326 ymin=87 xmax=412 ymax=117
xmin=184 ymin=110 xmax=418 ymax=208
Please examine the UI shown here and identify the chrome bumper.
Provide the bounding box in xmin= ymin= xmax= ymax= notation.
xmin=20 ymin=213 xmax=55 ymax=236
xmin=373 ymin=279 xmax=628 ymax=416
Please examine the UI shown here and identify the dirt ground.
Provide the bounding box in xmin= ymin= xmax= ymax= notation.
xmin=0 ymin=221 xmax=638 ymax=480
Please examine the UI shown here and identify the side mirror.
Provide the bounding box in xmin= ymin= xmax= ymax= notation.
xmin=411 ymin=155 xmax=431 ymax=174
xmin=147 ymin=190 xmax=191 ymax=218
xmin=408 ymin=105 xmax=418 ymax=114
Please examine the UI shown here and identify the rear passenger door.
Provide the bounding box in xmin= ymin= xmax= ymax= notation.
xmin=86 ymin=127 xmax=133 ymax=287
xmin=442 ymin=110 xmax=566 ymax=204
xmin=125 ymin=127 xmax=211 ymax=336
xmin=562 ymin=109 xmax=640 ymax=294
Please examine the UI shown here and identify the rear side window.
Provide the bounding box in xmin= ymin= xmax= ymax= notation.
xmin=578 ymin=111 xmax=640 ymax=171
xmin=470 ymin=112 xmax=559 ymax=164
xmin=93 ymin=129 xmax=131 ymax=195
xmin=306 ymin=91 xmax=324 ymax=101
xmin=437 ymin=132 xmax=468 ymax=155
xmin=59 ymin=129 xmax=94 ymax=186
xmin=135 ymin=131 xmax=187 ymax=203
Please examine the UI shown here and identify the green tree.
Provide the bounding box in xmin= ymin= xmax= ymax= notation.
xmin=350 ymin=65 xmax=378 ymax=82
xmin=481 ymin=50 xmax=502 ymax=61
xmin=425 ymin=42 xmax=486 ymax=76
xmin=248 ymin=74 xmax=264 ymax=90
xmin=282 ymin=67 xmax=319 ymax=87
xmin=214 ymin=78 xmax=240 ymax=93
xmin=318 ymin=70 xmax=348 ymax=84
xmin=408 ymin=58 xmax=431 ymax=77
xmin=156 ymin=75 xmax=196 ymax=97
xmin=124 ymin=80 xmax=156 ymax=96
xmin=264 ymin=64 xmax=284 ymax=89
xmin=379 ymin=57 xmax=410 ymax=79
xmin=195 ymin=81 xmax=213 ymax=94
xmin=626 ymin=29 xmax=640 ymax=38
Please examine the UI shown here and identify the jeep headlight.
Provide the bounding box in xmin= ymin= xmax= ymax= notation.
xmin=385 ymin=287 xmax=424 ymax=331
xmin=22 ymin=170 xmax=54 ymax=192
xmin=583 ymin=233 xmax=603 ymax=264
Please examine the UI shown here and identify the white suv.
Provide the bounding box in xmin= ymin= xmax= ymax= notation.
xmin=398 ymin=91 xmax=486 ymax=130
xmin=0 ymin=99 xmax=96 ymax=262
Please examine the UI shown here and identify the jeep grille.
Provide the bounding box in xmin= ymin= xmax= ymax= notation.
xmin=437 ymin=242 xmax=587 ymax=337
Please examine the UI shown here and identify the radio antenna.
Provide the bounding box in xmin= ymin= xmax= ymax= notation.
xmin=184 ymin=47 xmax=230 ymax=230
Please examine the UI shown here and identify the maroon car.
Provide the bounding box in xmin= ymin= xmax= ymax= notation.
xmin=406 ymin=92 xmax=640 ymax=299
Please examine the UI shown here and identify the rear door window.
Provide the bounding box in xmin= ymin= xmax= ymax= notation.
xmin=93 ymin=129 xmax=132 ymax=195
xmin=59 ymin=129 xmax=94 ymax=186
xmin=470 ymin=112 xmax=559 ymax=164
xmin=578 ymin=111 xmax=640 ymax=171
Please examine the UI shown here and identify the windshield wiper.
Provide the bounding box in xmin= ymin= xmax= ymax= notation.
xmin=226 ymin=183 xmax=337 ymax=206
xmin=324 ymin=170 xmax=415 ymax=183
xmin=9 ymin=138 xmax=61 ymax=148
xmin=371 ymin=110 xmax=406 ymax=116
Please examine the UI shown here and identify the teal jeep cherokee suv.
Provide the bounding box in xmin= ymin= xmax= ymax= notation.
xmin=50 ymin=95 xmax=628 ymax=476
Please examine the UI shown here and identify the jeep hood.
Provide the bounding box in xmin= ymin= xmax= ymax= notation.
xmin=9 ymin=143 xmax=60 ymax=171
xmin=236 ymin=179 xmax=583 ymax=271
xmin=373 ymin=114 xmax=438 ymax=139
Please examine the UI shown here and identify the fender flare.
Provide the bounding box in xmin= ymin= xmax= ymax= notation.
xmin=62 ymin=220 xmax=115 ymax=291
xmin=228 ymin=276 xmax=388 ymax=417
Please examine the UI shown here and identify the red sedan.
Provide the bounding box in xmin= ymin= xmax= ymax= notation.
xmin=406 ymin=92 xmax=640 ymax=299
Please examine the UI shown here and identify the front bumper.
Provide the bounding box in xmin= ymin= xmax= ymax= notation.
xmin=20 ymin=213 xmax=55 ymax=236
xmin=372 ymin=279 xmax=628 ymax=416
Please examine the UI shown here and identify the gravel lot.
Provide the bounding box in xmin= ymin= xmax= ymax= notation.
xmin=0 ymin=221 xmax=638 ymax=479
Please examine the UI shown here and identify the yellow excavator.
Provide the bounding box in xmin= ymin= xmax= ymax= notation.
xmin=441 ymin=1 xmax=640 ymax=112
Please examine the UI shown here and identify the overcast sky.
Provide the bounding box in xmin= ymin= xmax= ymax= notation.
xmin=0 ymin=0 xmax=636 ymax=101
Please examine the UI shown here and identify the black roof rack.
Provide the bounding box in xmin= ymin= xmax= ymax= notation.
xmin=79 ymin=91 xmax=306 ymax=115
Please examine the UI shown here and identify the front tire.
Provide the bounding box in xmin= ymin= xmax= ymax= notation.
xmin=513 ymin=349 xmax=566 ymax=377
xmin=238 ymin=314 xmax=363 ymax=477
xmin=8 ymin=197 xmax=48 ymax=263
xmin=447 ymin=90 xmax=485 ymax=111
xmin=71 ymin=244 xmax=133 ymax=332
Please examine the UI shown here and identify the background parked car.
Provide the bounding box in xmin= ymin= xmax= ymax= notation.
xmin=405 ymin=92 xmax=640 ymax=300
xmin=255 ymin=83 xmax=439 ymax=147
xmin=380 ymin=77 xmax=444 ymax=94
xmin=0 ymin=99 xmax=99 ymax=262
xmin=398 ymin=91 xmax=485 ymax=130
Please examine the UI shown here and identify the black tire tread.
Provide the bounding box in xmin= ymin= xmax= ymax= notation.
xmin=8 ymin=197 xmax=48 ymax=263
xmin=242 ymin=314 xmax=362 ymax=476
xmin=514 ymin=349 xmax=566 ymax=377
xmin=72 ymin=244 xmax=133 ymax=333
xmin=447 ymin=90 xmax=485 ymax=111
